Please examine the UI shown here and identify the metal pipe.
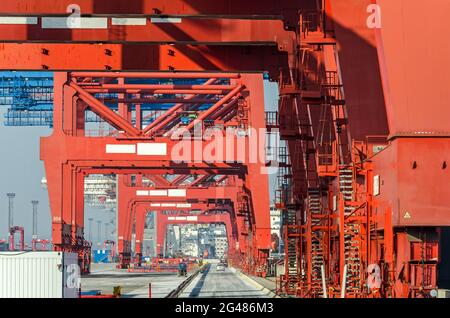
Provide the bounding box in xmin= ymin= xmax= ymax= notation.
xmin=7 ymin=193 xmax=15 ymax=230
xmin=178 ymin=85 xmax=245 ymax=134
xmin=71 ymin=72 xmax=240 ymax=79
xmin=31 ymin=200 xmax=39 ymax=240
xmin=321 ymin=264 xmax=328 ymax=298
xmin=19 ymin=228 xmax=24 ymax=251
xmin=142 ymin=79 xmax=217 ymax=135
xmin=70 ymin=82 xmax=142 ymax=137
xmin=85 ymin=89 xmax=228 ymax=95
xmin=341 ymin=264 xmax=347 ymax=298
xmin=101 ymin=98 xmax=220 ymax=104
xmin=81 ymin=84 xmax=236 ymax=90
xmin=210 ymin=97 xmax=239 ymax=120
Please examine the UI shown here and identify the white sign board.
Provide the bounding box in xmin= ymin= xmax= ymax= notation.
xmin=373 ymin=175 xmax=380 ymax=196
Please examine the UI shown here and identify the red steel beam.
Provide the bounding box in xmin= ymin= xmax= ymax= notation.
xmin=42 ymin=138 xmax=251 ymax=164
xmin=153 ymin=211 xmax=236 ymax=258
xmin=71 ymin=72 xmax=240 ymax=79
xmin=118 ymin=178 xmax=242 ymax=266
xmin=143 ymin=97 xmax=214 ymax=137
xmin=143 ymin=78 xmax=216 ymax=134
xmin=178 ymin=84 xmax=244 ymax=133
xmin=0 ymin=18 xmax=294 ymax=44
xmin=169 ymin=175 xmax=191 ymax=186
xmin=128 ymin=186 xmax=240 ymax=201
xmin=43 ymin=72 xmax=271 ymax=274
xmin=133 ymin=202 xmax=227 ymax=211
xmin=70 ymin=81 xmax=142 ymax=136
xmin=98 ymin=98 xmax=221 ymax=104
xmin=0 ymin=44 xmax=289 ymax=77
xmin=79 ymin=84 xmax=236 ymax=90
xmin=0 ymin=0 xmax=313 ymax=21
xmin=85 ymin=89 xmax=226 ymax=95
xmin=145 ymin=175 xmax=171 ymax=188
xmin=188 ymin=175 xmax=213 ymax=187
xmin=132 ymin=207 xmax=236 ymax=259
xmin=76 ymin=166 xmax=244 ymax=176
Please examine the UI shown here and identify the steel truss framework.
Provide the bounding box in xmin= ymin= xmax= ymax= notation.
xmin=2 ymin=0 xmax=448 ymax=298
xmin=117 ymin=174 xmax=249 ymax=270
xmin=40 ymin=71 xmax=270 ymax=274
xmin=135 ymin=210 xmax=235 ymax=263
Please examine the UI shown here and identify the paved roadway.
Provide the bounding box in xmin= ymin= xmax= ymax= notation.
xmin=81 ymin=263 xmax=188 ymax=298
xmin=179 ymin=262 xmax=273 ymax=298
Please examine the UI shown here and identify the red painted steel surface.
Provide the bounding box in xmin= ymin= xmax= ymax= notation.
xmin=0 ymin=0 xmax=314 ymax=21
xmin=40 ymin=71 xmax=271 ymax=274
xmin=327 ymin=0 xmax=389 ymax=140
xmin=372 ymin=138 xmax=450 ymax=226
xmin=374 ymin=0 xmax=450 ymax=136
xmin=116 ymin=174 xmax=243 ymax=266
xmin=0 ymin=18 xmax=293 ymax=44
xmin=0 ymin=44 xmax=289 ymax=75
xmin=1 ymin=0 xmax=448 ymax=297
xmin=145 ymin=211 xmax=235 ymax=259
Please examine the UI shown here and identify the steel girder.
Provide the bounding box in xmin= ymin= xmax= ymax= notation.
xmin=0 ymin=0 xmax=318 ymax=28
xmin=0 ymin=17 xmax=294 ymax=44
xmin=0 ymin=44 xmax=291 ymax=81
xmin=133 ymin=207 xmax=236 ymax=265
xmin=41 ymin=71 xmax=271 ymax=273
xmin=116 ymin=174 xmax=244 ymax=268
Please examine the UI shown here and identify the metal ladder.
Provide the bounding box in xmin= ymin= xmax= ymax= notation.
xmin=286 ymin=209 xmax=299 ymax=284
xmin=339 ymin=169 xmax=355 ymax=216
xmin=308 ymin=189 xmax=325 ymax=296
xmin=339 ymin=167 xmax=363 ymax=295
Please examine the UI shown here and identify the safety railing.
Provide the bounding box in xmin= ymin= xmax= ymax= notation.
xmin=300 ymin=10 xmax=324 ymax=36
xmin=265 ymin=111 xmax=279 ymax=127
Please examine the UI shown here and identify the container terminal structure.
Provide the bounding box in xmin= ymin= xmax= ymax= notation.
xmin=0 ymin=0 xmax=449 ymax=298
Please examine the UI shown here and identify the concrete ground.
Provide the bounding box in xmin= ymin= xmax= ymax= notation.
xmin=245 ymin=275 xmax=277 ymax=295
xmin=81 ymin=263 xmax=189 ymax=298
xmin=179 ymin=262 xmax=274 ymax=298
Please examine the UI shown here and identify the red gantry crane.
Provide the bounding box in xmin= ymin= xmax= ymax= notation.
xmin=0 ymin=0 xmax=449 ymax=298
xmin=117 ymin=174 xmax=245 ymax=269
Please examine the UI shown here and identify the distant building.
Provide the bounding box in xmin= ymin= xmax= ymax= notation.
xmin=270 ymin=206 xmax=281 ymax=235
xmin=270 ymin=206 xmax=282 ymax=252
xmin=0 ymin=240 xmax=8 ymax=251
xmin=214 ymin=236 xmax=228 ymax=259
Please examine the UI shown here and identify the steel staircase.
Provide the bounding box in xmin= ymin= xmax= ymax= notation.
xmin=286 ymin=209 xmax=299 ymax=286
xmin=308 ymin=189 xmax=325 ymax=296
xmin=339 ymin=168 xmax=355 ymax=216
xmin=339 ymin=166 xmax=364 ymax=296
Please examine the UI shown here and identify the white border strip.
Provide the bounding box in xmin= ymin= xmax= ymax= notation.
xmin=42 ymin=17 xmax=108 ymax=29
xmin=112 ymin=18 xmax=147 ymax=26
xmin=149 ymin=190 xmax=168 ymax=196
xmin=137 ymin=143 xmax=167 ymax=156
xmin=168 ymin=189 xmax=187 ymax=197
xmin=106 ymin=144 xmax=136 ymax=154
xmin=151 ymin=17 xmax=182 ymax=24
xmin=0 ymin=17 xmax=38 ymax=25
xmin=149 ymin=203 xmax=192 ymax=208
xmin=176 ymin=203 xmax=192 ymax=208
xmin=0 ymin=16 xmax=183 ymax=27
